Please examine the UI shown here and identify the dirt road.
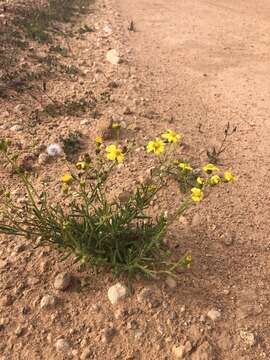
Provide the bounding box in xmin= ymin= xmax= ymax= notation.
xmin=1 ymin=0 xmax=270 ymax=358
xmin=114 ymin=0 xmax=270 ymax=358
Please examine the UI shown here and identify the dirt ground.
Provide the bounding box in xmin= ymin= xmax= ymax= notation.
xmin=0 ymin=0 xmax=270 ymax=359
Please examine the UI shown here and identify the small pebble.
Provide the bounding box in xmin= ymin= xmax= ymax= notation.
xmin=106 ymin=49 xmax=121 ymax=65
xmin=207 ymin=309 xmax=221 ymax=321
xmin=137 ymin=288 xmax=152 ymax=303
xmin=10 ymin=124 xmax=23 ymax=132
xmin=172 ymin=345 xmax=185 ymax=359
xmin=54 ymin=272 xmax=72 ymax=291
xmin=80 ymin=347 xmax=92 ymax=360
xmin=240 ymin=330 xmax=256 ymax=347
xmin=165 ymin=276 xmax=177 ymax=289
xmin=1 ymin=295 xmax=14 ymax=306
xmin=101 ymin=327 xmax=116 ymax=343
xmin=40 ymin=294 xmax=57 ymax=309
xmin=55 ymin=338 xmax=71 ymax=353
xmin=107 ymin=283 xmax=127 ymax=305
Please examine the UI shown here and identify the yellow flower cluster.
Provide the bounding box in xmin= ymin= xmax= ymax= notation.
xmin=147 ymin=138 xmax=165 ymax=155
xmin=179 ymin=162 xmax=192 ymax=171
xmin=146 ymin=129 xmax=182 ymax=156
xmin=190 ymin=164 xmax=235 ymax=202
xmin=59 ymin=135 xmax=235 ymax=206
xmin=191 ymin=188 xmax=203 ymax=202
xmin=95 ymin=136 xmax=103 ymax=146
xmin=61 ymin=174 xmax=73 ymax=184
xmin=161 ymin=129 xmax=181 ymax=143
xmin=106 ymin=144 xmax=125 ymax=163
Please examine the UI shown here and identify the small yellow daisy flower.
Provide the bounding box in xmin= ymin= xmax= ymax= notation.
xmin=191 ymin=187 xmax=204 ymax=202
xmin=161 ymin=129 xmax=182 ymax=143
xmin=147 ymin=138 xmax=165 ymax=155
xmin=196 ymin=177 xmax=205 ymax=185
xmin=224 ymin=171 xmax=235 ymax=182
xmin=210 ymin=175 xmax=221 ymax=185
xmin=76 ymin=161 xmax=88 ymax=170
xmin=106 ymin=144 xmax=125 ymax=163
xmin=61 ymin=174 xmax=73 ymax=185
xmin=95 ymin=136 xmax=103 ymax=146
xmin=203 ymin=163 xmax=219 ymax=173
xmin=179 ymin=162 xmax=193 ymax=171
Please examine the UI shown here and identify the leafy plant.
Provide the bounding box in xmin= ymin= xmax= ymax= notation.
xmin=0 ymin=131 xmax=235 ymax=287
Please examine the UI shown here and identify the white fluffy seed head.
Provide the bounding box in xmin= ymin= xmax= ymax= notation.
xmin=47 ymin=143 xmax=62 ymax=157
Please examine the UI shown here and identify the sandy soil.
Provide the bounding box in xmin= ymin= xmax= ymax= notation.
xmin=0 ymin=0 xmax=270 ymax=359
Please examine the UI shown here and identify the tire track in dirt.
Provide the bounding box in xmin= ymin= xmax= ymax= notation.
xmin=114 ymin=0 xmax=270 ymax=357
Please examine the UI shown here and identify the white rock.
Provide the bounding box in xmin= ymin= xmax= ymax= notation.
xmin=165 ymin=276 xmax=177 ymax=289
xmin=107 ymin=283 xmax=127 ymax=305
xmin=40 ymin=294 xmax=57 ymax=309
xmin=80 ymin=119 xmax=91 ymax=126
xmin=103 ymin=25 xmax=113 ymax=35
xmin=55 ymin=338 xmax=71 ymax=353
xmin=172 ymin=345 xmax=185 ymax=359
xmin=54 ymin=272 xmax=72 ymax=291
xmin=106 ymin=49 xmax=121 ymax=65
xmin=207 ymin=309 xmax=221 ymax=321
xmin=240 ymin=330 xmax=256 ymax=347
xmin=10 ymin=124 xmax=23 ymax=131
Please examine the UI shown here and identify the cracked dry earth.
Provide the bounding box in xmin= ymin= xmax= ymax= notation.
xmin=0 ymin=0 xmax=270 ymax=359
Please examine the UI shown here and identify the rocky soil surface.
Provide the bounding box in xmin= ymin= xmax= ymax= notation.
xmin=0 ymin=0 xmax=270 ymax=359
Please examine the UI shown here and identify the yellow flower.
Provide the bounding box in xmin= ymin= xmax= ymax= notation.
xmin=184 ymin=254 xmax=192 ymax=268
xmin=210 ymin=175 xmax=221 ymax=185
xmin=191 ymin=187 xmax=203 ymax=202
xmin=61 ymin=174 xmax=73 ymax=184
xmin=106 ymin=144 xmax=125 ymax=163
xmin=161 ymin=129 xmax=181 ymax=143
xmin=196 ymin=177 xmax=205 ymax=185
xmin=112 ymin=122 xmax=121 ymax=130
xmin=76 ymin=161 xmax=88 ymax=170
xmin=224 ymin=171 xmax=235 ymax=182
xmin=203 ymin=163 xmax=219 ymax=173
xmin=95 ymin=136 xmax=103 ymax=146
xmin=179 ymin=162 xmax=192 ymax=171
xmin=147 ymin=138 xmax=165 ymax=155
